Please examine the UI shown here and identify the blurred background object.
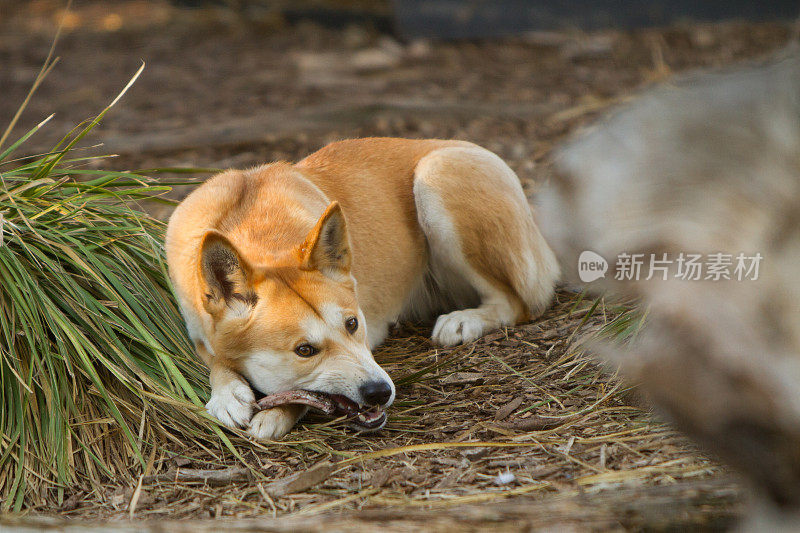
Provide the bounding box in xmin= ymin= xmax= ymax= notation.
xmin=540 ymin=51 xmax=800 ymax=527
xmin=166 ymin=0 xmax=800 ymax=39
xmin=393 ymin=0 xmax=799 ymax=39
xmin=156 ymin=0 xmax=800 ymax=38
xmin=10 ymin=0 xmax=795 ymax=38
xmin=171 ymin=0 xmax=395 ymax=32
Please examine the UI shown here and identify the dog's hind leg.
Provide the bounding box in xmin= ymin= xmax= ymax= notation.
xmin=413 ymin=144 xmax=559 ymax=347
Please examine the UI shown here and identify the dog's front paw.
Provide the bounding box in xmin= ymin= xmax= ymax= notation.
xmin=206 ymin=380 xmax=254 ymax=428
xmin=247 ymin=406 xmax=304 ymax=440
xmin=432 ymin=309 xmax=490 ymax=346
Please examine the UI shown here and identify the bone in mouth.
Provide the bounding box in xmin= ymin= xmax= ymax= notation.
xmin=256 ymin=390 xmax=386 ymax=431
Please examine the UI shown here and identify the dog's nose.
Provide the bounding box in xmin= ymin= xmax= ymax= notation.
xmin=359 ymin=380 xmax=392 ymax=406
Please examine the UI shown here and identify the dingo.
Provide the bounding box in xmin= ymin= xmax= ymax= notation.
xmin=166 ymin=138 xmax=558 ymax=439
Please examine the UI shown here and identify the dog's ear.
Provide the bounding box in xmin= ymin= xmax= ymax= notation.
xmin=299 ymin=202 xmax=351 ymax=277
xmin=199 ymin=230 xmax=257 ymax=316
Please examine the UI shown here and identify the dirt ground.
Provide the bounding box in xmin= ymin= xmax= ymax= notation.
xmin=1 ymin=1 xmax=795 ymax=530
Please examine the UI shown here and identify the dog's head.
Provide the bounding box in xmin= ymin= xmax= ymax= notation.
xmin=198 ymin=202 xmax=395 ymax=429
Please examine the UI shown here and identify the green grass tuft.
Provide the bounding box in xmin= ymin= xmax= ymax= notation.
xmin=0 ymin=66 xmax=230 ymax=511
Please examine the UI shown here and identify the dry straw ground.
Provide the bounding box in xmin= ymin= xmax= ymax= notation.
xmin=0 ymin=1 xmax=794 ymax=529
xmin=35 ymin=292 xmax=732 ymax=526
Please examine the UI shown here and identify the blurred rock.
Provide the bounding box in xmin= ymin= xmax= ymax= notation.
xmin=406 ymin=38 xmax=432 ymax=59
xmin=351 ymin=45 xmax=401 ymax=72
xmin=294 ymin=36 xmax=403 ymax=86
xmin=561 ymin=34 xmax=614 ymax=61
xmin=690 ymin=26 xmax=718 ymax=48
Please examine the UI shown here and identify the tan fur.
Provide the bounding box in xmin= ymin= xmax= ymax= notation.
xmin=166 ymin=137 xmax=559 ymax=439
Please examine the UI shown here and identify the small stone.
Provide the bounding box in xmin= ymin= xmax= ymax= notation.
xmin=350 ymin=47 xmax=402 ymax=72
xmin=494 ymin=471 xmax=516 ymax=485
xmin=407 ymin=39 xmax=432 ymax=58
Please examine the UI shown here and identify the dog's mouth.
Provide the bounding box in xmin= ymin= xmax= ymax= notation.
xmin=256 ymin=390 xmax=387 ymax=431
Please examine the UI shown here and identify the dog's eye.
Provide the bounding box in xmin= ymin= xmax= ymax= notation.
xmin=294 ymin=344 xmax=319 ymax=358
xmin=345 ymin=317 xmax=358 ymax=334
